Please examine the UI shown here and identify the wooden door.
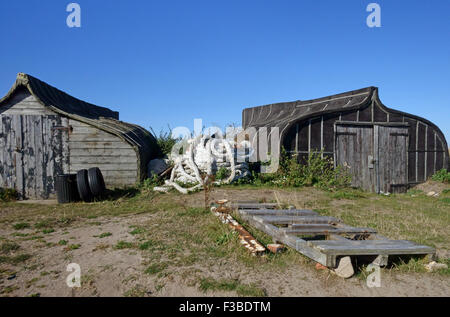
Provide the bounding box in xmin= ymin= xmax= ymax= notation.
xmin=0 ymin=114 xmax=68 ymax=199
xmin=375 ymin=126 xmax=408 ymax=193
xmin=335 ymin=124 xmax=375 ymax=192
xmin=0 ymin=115 xmax=23 ymax=194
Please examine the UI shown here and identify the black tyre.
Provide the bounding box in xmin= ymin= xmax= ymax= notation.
xmin=87 ymin=167 xmax=106 ymax=197
xmin=76 ymin=169 xmax=93 ymax=202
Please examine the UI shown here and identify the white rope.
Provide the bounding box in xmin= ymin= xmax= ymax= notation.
xmin=154 ymin=135 xmax=250 ymax=194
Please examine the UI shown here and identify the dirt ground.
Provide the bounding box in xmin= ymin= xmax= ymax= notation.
xmin=0 ymin=187 xmax=449 ymax=297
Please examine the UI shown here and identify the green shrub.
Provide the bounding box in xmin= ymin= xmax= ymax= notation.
xmin=248 ymin=148 xmax=351 ymax=190
xmin=150 ymin=127 xmax=179 ymax=156
xmin=216 ymin=167 xmax=230 ymax=180
xmin=0 ymin=188 xmax=18 ymax=202
xmin=140 ymin=174 xmax=163 ymax=191
xmin=431 ymin=169 xmax=450 ymax=183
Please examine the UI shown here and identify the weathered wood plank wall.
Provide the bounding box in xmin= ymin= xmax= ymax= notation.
xmin=0 ymin=87 xmax=56 ymax=116
xmin=68 ymin=119 xmax=138 ymax=187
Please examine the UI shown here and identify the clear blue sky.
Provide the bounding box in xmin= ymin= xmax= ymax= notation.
xmin=0 ymin=0 xmax=449 ymax=141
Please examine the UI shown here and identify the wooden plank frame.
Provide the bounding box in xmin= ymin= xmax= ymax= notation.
xmin=235 ymin=204 xmax=436 ymax=268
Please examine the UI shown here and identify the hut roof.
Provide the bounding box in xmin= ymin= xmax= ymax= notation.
xmin=242 ymin=87 xmax=376 ymax=136
xmin=1 ymin=73 xmax=119 ymax=120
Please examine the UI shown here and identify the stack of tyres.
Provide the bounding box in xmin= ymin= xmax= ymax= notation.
xmin=76 ymin=167 xmax=106 ymax=202
xmin=55 ymin=174 xmax=80 ymax=204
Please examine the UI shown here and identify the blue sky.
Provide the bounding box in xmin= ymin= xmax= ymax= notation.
xmin=0 ymin=0 xmax=449 ymax=140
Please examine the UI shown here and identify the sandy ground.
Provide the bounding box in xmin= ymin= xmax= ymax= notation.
xmin=0 ymin=188 xmax=449 ymax=297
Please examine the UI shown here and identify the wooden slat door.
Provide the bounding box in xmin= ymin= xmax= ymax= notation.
xmin=335 ymin=124 xmax=375 ymax=192
xmin=0 ymin=115 xmax=23 ymax=194
xmin=376 ymin=126 xmax=408 ymax=193
xmin=0 ymin=114 xmax=68 ymax=199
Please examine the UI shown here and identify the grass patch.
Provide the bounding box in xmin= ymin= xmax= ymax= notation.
xmin=440 ymin=197 xmax=450 ymax=204
xmin=390 ymin=256 xmax=428 ymax=274
xmin=0 ymin=188 xmax=18 ymax=202
xmin=177 ymin=207 xmax=209 ymax=217
xmin=0 ymin=242 xmax=20 ymax=253
xmin=96 ymin=232 xmax=112 ymax=238
xmin=42 ymin=228 xmax=55 ymax=234
xmin=139 ymin=240 xmax=156 ymax=250
xmin=0 ymin=285 xmax=19 ymax=294
xmin=66 ymin=244 xmax=81 ymax=250
xmin=0 ymin=253 xmax=32 ymax=264
xmin=123 ymin=284 xmax=148 ymax=297
xmin=114 ymin=241 xmax=134 ymax=250
xmin=93 ymin=243 xmax=110 ymax=251
xmin=11 ymin=232 xmax=29 ymax=237
xmin=435 ymin=259 xmax=450 ymax=276
xmin=199 ymin=277 xmax=266 ymax=297
xmin=407 ymin=189 xmax=424 ymax=196
xmin=144 ymin=262 xmax=168 ymax=275
xmin=129 ymin=228 xmax=145 ymax=235
xmin=58 ymin=240 xmax=68 ymax=246
xmin=34 ymin=220 xmax=54 ymax=229
xmin=215 ymin=232 xmax=237 ymax=245
xmin=26 ymin=277 xmax=40 ymax=288
xmin=330 ymin=189 xmax=367 ymax=200
xmin=235 ymin=284 xmax=267 ymax=297
xmin=13 ymin=222 xmax=30 ymax=230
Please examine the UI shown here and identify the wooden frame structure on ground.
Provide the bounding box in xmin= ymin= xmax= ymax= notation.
xmin=233 ymin=202 xmax=435 ymax=268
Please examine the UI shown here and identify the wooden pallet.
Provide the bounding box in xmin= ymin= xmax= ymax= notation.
xmin=234 ymin=202 xmax=436 ymax=268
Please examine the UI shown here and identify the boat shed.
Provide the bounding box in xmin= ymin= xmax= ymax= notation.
xmin=242 ymin=87 xmax=449 ymax=193
xmin=0 ymin=73 xmax=160 ymax=199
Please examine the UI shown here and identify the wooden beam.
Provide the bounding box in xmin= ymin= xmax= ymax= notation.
xmin=416 ymin=121 xmax=419 ymax=182
xmin=239 ymin=209 xmax=318 ymax=217
xmin=308 ymin=119 xmax=311 ymax=154
xmin=283 ymin=225 xmax=376 ymax=235
xmin=256 ymin=215 xmax=340 ymax=225
xmin=434 ymin=132 xmax=437 ymax=174
xmin=336 ymin=121 xmax=409 ymax=127
xmin=232 ymin=203 xmax=278 ymax=210
xmin=309 ymin=240 xmax=435 ymax=256
xmin=320 ymin=116 xmax=324 ymax=158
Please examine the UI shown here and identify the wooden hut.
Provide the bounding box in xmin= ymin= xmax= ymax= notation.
xmin=242 ymin=87 xmax=449 ymax=193
xmin=0 ymin=73 xmax=160 ymax=199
